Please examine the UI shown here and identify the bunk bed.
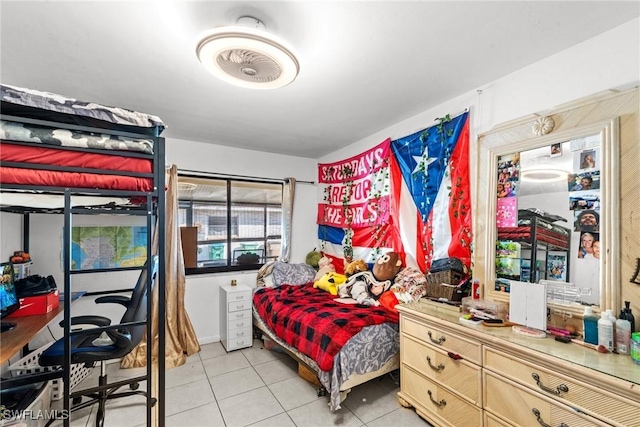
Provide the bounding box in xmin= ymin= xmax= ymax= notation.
xmin=496 ymin=208 xmax=571 ymax=282
xmin=252 ymin=264 xmax=401 ymax=412
xmin=0 ymin=84 xmax=166 ymax=427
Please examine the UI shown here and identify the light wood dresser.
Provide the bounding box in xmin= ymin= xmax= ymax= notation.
xmin=397 ymin=301 xmax=640 ymax=427
xmin=219 ymin=283 xmax=253 ymax=351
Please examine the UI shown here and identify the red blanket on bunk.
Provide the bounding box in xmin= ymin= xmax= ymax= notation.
xmin=253 ymin=284 xmax=399 ymax=371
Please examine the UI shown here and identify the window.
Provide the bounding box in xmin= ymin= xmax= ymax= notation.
xmin=177 ymin=175 xmax=283 ymax=274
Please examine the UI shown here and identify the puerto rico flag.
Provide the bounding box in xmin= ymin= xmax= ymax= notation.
xmin=389 ymin=111 xmax=472 ymax=272
xmin=316 ymin=112 xmax=472 ymax=274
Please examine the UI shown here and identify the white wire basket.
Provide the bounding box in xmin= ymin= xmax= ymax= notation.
xmin=9 ymin=342 xmax=92 ymax=400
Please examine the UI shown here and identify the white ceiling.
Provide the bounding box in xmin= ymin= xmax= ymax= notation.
xmin=1 ymin=1 xmax=638 ymax=159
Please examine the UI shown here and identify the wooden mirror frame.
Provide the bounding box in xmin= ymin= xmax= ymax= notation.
xmin=473 ymin=89 xmax=632 ymax=319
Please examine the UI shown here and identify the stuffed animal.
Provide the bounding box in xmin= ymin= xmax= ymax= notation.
xmin=344 ymin=259 xmax=368 ymax=277
xmin=372 ymin=252 xmax=402 ymax=281
xmin=314 ymin=256 xmax=336 ymax=281
xmin=313 ymin=272 xmax=347 ymax=296
xmin=305 ymin=249 xmax=322 ymax=270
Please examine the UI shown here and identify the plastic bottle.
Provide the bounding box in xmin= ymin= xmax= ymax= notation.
xmin=631 ymin=332 xmax=640 ymax=365
xmin=598 ymin=310 xmax=614 ymax=351
xmin=615 ymin=316 xmax=631 ymax=354
xmin=622 ymin=301 xmax=636 ymax=333
xmin=582 ymin=306 xmax=599 ymax=345
xmin=606 ymin=309 xmax=617 ymax=350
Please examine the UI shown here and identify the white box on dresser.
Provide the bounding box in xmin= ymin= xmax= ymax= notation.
xmin=219 ymin=283 xmax=253 ymax=351
xmin=397 ymin=300 xmax=640 ymax=427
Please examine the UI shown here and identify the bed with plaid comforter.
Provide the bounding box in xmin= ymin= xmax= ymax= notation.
xmin=253 ymin=284 xmax=399 ymax=371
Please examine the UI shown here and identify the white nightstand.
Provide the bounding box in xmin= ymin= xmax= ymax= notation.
xmin=219 ymin=283 xmax=253 ymax=351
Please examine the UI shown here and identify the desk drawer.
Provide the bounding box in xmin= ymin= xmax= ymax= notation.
xmin=225 ymin=335 xmax=252 ymax=351
xmin=484 ymin=347 xmax=639 ymax=426
xmin=484 ymin=370 xmax=606 ymax=427
xmin=401 ymin=316 xmax=481 ymax=364
xmin=400 ymin=365 xmax=482 ymax=427
xmin=401 ymin=334 xmax=481 ymax=404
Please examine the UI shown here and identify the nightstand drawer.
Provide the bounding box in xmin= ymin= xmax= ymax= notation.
xmin=227 ymin=290 xmax=251 ymax=302
xmin=227 ymin=315 xmax=252 ymax=331
xmin=228 ymin=310 xmax=252 ymax=322
xmin=229 ymin=300 xmax=251 ymax=312
xmin=401 ymin=316 xmax=481 ymax=364
xmin=225 ymin=335 xmax=252 ymax=352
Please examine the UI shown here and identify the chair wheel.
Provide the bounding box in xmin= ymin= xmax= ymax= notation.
xmin=72 ymin=396 xmax=82 ymax=405
xmin=129 ymin=382 xmax=139 ymax=390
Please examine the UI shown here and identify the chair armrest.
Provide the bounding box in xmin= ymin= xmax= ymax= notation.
xmin=95 ymin=295 xmax=131 ymax=307
xmin=59 ymin=315 xmax=111 ymax=328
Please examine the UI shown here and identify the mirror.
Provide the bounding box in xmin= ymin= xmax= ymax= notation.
xmin=474 ymin=93 xmax=621 ymax=318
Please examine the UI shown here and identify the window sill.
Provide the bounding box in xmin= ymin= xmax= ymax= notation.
xmin=185 ymin=264 xmax=263 ymax=276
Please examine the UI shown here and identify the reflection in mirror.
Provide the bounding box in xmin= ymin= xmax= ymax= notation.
xmin=475 ymin=110 xmax=620 ymax=318
xmin=493 ymin=135 xmax=601 ymax=305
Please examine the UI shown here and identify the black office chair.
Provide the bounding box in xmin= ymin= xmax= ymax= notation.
xmin=39 ymin=256 xmax=158 ymax=427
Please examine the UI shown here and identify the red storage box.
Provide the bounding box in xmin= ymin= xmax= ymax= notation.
xmin=8 ymin=289 xmax=59 ymax=317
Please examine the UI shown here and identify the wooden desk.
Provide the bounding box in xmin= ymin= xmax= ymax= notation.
xmin=0 ymin=305 xmax=63 ymax=365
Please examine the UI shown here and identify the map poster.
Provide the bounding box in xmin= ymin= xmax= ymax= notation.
xmin=70 ymin=226 xmax=148 ymax=270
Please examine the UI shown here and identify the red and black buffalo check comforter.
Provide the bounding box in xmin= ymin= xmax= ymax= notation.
xmin=253 ymin=284 xmax=399 ymax=371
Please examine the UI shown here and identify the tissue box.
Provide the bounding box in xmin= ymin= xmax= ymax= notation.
xmin=461 ymin=297 xmax=508 ymax=320
xmin=13 ymin=261 xmax=33 ymax=280
xmin=8 ymin=289 xmax=59 ymax=317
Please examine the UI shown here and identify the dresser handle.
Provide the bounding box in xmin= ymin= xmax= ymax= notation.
xmin=428 ymin=331 xmax=446 ymax=345
xmin=426 ymin=356 xmax=445 ymax=372
xmin=532 ymin=408 xmax=568 ymax=427
xmin=447 ymin=352 xmax=463 ymax=360
xmin=427 ymin=390 xmax=446 ymax=407
xmin=531 ymin=373 xmax=569 ymax=395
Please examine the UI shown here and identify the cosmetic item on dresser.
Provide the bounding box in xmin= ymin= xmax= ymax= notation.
xmin=597 ymin=311 xmax=614 ymax=351
xmin=615 ymin=316 xmax=631 ymax=355
xmin=631 ymin=332 xmax=640 ymax=365
xmin=582 ymin=306 xmax=599 ymax=345
xmin=621 ymin=300 xmax=635 ymax=332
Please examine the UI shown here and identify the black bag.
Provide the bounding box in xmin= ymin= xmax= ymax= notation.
xmin=430 ymin=258 xmax=465 ymax=274
xmin=14 ymin=275 xmax=57 ymax=298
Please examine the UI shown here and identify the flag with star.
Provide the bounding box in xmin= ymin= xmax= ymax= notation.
xmin=389 ymin=111 xmax=472 ymax=272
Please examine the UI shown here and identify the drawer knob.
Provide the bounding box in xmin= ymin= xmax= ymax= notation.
xmin=532 ymin=408 xmax=568 ymax=427
xmin=427 ymin=331 xmax=446 ymax=345
xmin=531 ymin=373 xmax=569 ymax=395
xmin=427 ymin=390 xmax=446 ymax=407
xmin=426 ymin=356 xmax=445 ymax=372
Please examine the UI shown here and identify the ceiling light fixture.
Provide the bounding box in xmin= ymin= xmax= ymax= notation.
xmin=195 ymin=16 xmax=300 ymax=90
xmin=521 ymin=169 xmax=570 ymax=183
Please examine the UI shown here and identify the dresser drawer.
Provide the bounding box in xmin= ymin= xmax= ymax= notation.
xmin=227 ymin=315 xmax=252 ymax=332
xmin=229 ymin=300 xmax=251 ymax=312
xmin=399 ymin=365 xmax=482 ymax=427
xmin=484 ymin=371 xmax=607 ymax=427
xmin=228 ymin=309 xmax=252 ymax=322
xmin=484 ymin=347 xmax=640 ymax=427
xmin=401 ymin=334 xmax=481 ymax=404
xmin=483 ymin=412 xmax=511 ymax=427
xmin=401 ymin=316 xmax=481 ymax=364
xmin=225 ymin=335 xmax=252 ymax=351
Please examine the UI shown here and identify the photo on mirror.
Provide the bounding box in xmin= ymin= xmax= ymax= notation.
xmin=568 ymin=170 xmax=600 ymax=192
xmin=573 ymin=147 xmax=600 ymax=171
xmin=496 ymin=197 xmax=518 ymax=228
xmin=550 ymin=142 xmax=562 ymax=158
xmin=569 ymin=190 xmax=600 ymax=211
xmin=497 ymin=181 xmax=517 ymax=198
xmin=547 ymin=253 xmax=567 ymax=281
xmin=497 ymin=153 xmax=520 ymax=183
xmin=577 ymin=231 xmax=599 ymax=259
xmin=573 ymin=209 xmax=599 ymax=233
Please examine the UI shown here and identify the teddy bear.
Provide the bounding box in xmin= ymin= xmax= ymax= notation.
xmin=313 ymin=272 xmax=347 ymax=296
xmin=338 ymin=251 xmax=403 ymax=306
xmin=314 ymin=256 xmax=336 ymax=282
xmin=344 ymin=259 xmax=368 ymax=277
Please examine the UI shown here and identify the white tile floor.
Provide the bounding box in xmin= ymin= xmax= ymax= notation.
xmin=52 ymin=339 xmax=431 ymax=427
